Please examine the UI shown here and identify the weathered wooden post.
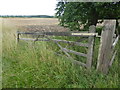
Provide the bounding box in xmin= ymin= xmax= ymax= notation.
xmin=86 ymin=25 xmax=96 ymax=69
xmin=97 ymin=20 xmax=116 ymax=74
xmin=17 ymin=31 xmax=20 ymax=43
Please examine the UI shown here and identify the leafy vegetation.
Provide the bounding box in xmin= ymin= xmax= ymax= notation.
xmin=2 ymin=24 xmax=119 ymax=88
xmin=56 ymin=2 xmax=120 ymax=30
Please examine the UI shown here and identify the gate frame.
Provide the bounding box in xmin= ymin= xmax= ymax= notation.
xmin=17 ymin=25 xmax=97 ymax=69
xmin=17 ymin=20 xmax=119 ymax=74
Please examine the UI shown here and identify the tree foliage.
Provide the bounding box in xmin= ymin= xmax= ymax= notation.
xmin=56 ymin=2 xmax=120 ymax=31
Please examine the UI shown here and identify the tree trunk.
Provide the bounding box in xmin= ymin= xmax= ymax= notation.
xmin=88 ymin=8 xmax=98 ymax=26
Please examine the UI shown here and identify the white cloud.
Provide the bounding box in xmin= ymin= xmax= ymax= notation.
xmin=0 ymin=0 xmax=58 ymax=16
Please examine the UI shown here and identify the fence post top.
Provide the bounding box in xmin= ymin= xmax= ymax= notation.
xmin=89 ymin=25 xmax=96 ymax=33
xmin=103 ymin=20 xmax=116 ymax=31
xmin=104 ymin=20 xmax=116 ymax=25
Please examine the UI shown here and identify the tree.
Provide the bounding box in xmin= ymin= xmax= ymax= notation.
xmin=55 ymin=2 xmax=120 ymax=31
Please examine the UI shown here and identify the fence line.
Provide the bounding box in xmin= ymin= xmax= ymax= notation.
xmin=17 ymin=31 xmax=98 ymax=37
xmin=17 ymin=25 xmax=96 ymax=69
xmin=17 ymin=20 xmax=119 ymax=74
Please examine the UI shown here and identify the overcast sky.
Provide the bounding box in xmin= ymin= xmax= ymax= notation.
xmin=0 ymin=0 xmax=58 ymax=16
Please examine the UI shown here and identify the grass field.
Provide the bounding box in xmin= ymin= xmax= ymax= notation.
xmin=0 ymin=18 xmax=2 ymax=89
xmin=1 ymin=18 xmax=119 ymax=88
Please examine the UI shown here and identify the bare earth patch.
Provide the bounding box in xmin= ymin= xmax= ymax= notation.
xmin=2 ymin=18 xmax=69 ymax=32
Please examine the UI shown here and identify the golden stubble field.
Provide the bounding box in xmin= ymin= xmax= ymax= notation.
xmin=1 ymin=18 xmax=69 ymax=32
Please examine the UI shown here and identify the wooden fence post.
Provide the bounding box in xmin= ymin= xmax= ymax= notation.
xmin=97 ymin=20 xmax=116 ymax=74
xmin=17 ymin=31 xmax=20 ymax=43
xmin=86 ymin=25 xmax=95 ymax=69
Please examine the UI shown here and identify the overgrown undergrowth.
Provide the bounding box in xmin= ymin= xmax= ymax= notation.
xmin=2 ymin=25 xmax=119 ymax=88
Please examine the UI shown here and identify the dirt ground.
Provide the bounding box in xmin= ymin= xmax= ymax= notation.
xmin=1 ymin=18 xmax=69 ymax=32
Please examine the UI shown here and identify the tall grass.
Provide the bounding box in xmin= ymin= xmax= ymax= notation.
xmin=2 ymin=24 xmax=119 ymax=88
xmin=0 ymin=18 xmax=2 ymax=89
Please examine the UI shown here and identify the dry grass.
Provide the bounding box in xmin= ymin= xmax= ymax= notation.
xmin=3 ymin=18 xmax=59 ymax=26
xmin=0 ymin=18 xmax=2 ymax=89
xmin=2 ymin=18 xmax=69 ymax=32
